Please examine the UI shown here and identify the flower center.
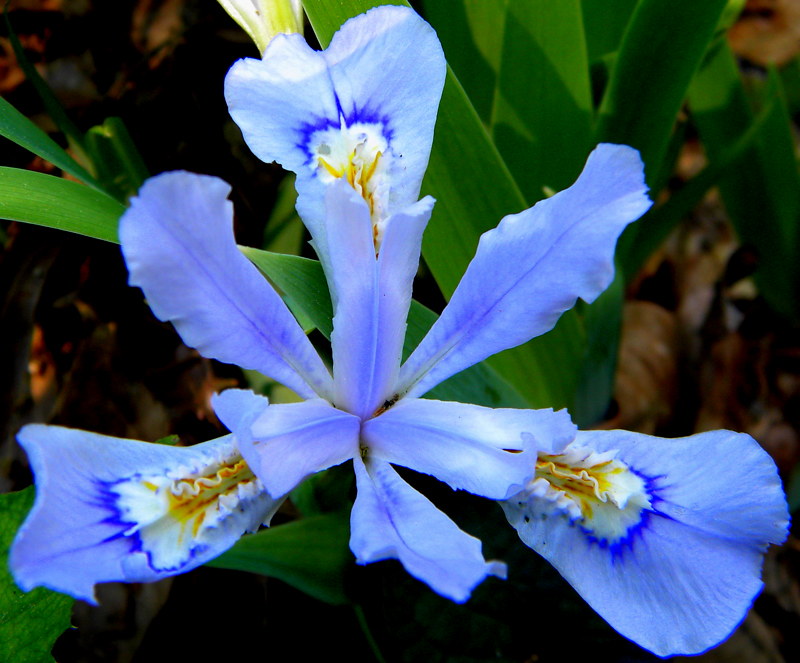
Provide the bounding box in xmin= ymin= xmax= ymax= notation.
xmin=109 ymin=452 xmax=270 ymax=571
xmin=528 ymin=444 xmax=652 ymax=543
xmin=309 ymin=119 xmax=390 ymax=248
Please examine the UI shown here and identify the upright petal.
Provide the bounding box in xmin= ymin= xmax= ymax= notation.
xmin=321 ymin=6 xmax=445 ymax=216
xmin=323 ymin=182 xmax=433 ymax=418
xmin=225 ymin=5 xmax=444 ymax=252
xmin=362 ymin=398 xmax=575 ymax=500
xmin=398 ymin=144 xmax=652 ymax=398
xmin=351 ymin=456 xmax=506 ymax=603
xmin=120 ymin=171 xmax=332 ymax=400
xmin=501 ymin=429 xmax=789 ymax=656
xmin=225 ymin=33 xmax=336 ymax=197
xmin=11 ymin=427 xmax=279 ymax=604
xmin=213 ymin=388 xmax=360 ymax=499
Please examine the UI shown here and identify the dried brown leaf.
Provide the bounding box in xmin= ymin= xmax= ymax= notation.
xmin=729 ymin=0 xmax=800 ymax=66
xmin=7 ymin=0 xmax=61 ymax=10
xmin=611 ymin=301 xmax=680 ymax=433
xmin=131 ymin=0 xmax=187 ymax=68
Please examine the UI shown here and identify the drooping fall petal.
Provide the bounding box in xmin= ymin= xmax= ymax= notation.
xmin=11 ymin=427 xmax=279 ymax=604
xmin=350 ymin=456 xmax=506 ymax=603
xmin=502 ymin=429 xmax=789 ymax=656
xmin=363 ymin=398 xmax=575 ymax=500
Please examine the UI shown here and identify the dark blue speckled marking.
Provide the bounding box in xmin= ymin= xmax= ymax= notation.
xmin=577 ymin=467 xmax=675 ymax=564
xmin=296 ymin=102 xmax=394 ymax=167
xmin=94 ymin=476 xmax=207 ymax=574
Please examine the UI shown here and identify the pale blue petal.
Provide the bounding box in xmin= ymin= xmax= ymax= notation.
xmin=502 ymin=429 xmax=789 ymax=656
xmin=350 ymin=456 xmax=506 ymax=603
xmin=321 ymin=6 xmax=445 ymax=213
xmin=225 ymin=35 xmax=335 ymax=242
xmin=398 ymin=144 xmax=652 ymax=398
xmin=225 ymin=5 xmax=444 ymax=245
xmin=213 ymin=388 xmax=360 ymax=499
xmin=362 ymin=398 xmax=575 ymax=499
xmin=324 ymin=182 xmax=433 ymax=417
xmin=120 ymin=171 xmax=332 ymax=400
xmin=10 ymin=427 xmax=279 ymax=604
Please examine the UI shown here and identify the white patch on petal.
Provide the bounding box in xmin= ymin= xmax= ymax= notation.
xmin=308 ymin=119 xmax=392 ymax=248
xmin=107 ymin=446 xmax=273 ymax=572
xmin=521 ymin=443 xmax=653 ymax=544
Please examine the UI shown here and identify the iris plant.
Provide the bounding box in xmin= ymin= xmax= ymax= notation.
xmin=10 ymin=6 xmax=789 ymax=657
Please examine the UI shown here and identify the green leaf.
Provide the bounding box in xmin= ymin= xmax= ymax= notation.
xmin=421 ymin=72 xmax=526 ymax=294
xmin=0 ymin=488 xmax=74 ymax=663
xmin=718 ymin=0 xmax=747 ymax=32
xmin=572 ymin=267 xmax=623 ymax=427
xmin=242 ymin=248 xmax=334 ymax=337
xmin=154 ymin=434 xmax=181 ymax=446
xmin=688 ymin=41 xmax=800 ymax=319
xmin=85 ymin=117 xmax=150 ymax=202
xmin=0 ymin=167 xmax=124 ymax=243
xmin=622 ymin=97 xmax=773 ymax=281
xmin=580 ymin=0 xmax=637 ymax=62
xmin=491 ymin=0 xmax=594 ymax=199
xmin=0 ymin=98 xmax=101 ymax=190
xmin=261 ymin=174 xmax=305 ymax=255
xmin=596 ymin=0 xmax=728 ymax=183
xmin=422 ymin=0 xmax=507 ymax=123
xmin=290 ymin=463 xmax=356 ymax=517
xmin=302 ymin=0 xmax=404 ymax=43
xmin=779 ymin=56 xmax=800 ymax=116
xmin=3 ymin=6 xmax=91 ymax=168
xmin=207 ymin=512 xmax=351 ymax=604
xmin=422 ymin=35 xmax=587 ymax=411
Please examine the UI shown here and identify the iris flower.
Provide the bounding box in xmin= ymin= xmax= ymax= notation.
xmin=11 ymin=6 xmax=788 ymax=658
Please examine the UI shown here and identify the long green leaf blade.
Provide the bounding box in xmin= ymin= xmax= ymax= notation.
xmin=583 ymin=0 xmax=728 ymax=418
xmin=0 ymin=167 xmax=124 ymax=242
xmin=0 ymin=98 xmax=101 ymax=189
xmin=491 ymin=0 xmax=594 ymax=199
xmin=207 ymin=512 xmax=351 ymax=605
xmin=4 ymin=7 xmax=90 ymax=163
xmin=595 ymin=0 xmax=728 ymax=181
xmin=622 ymin=97 xmax=774 ymax=281
xmin=242 ymin=248 xmax=334 ymax=337
xmin=85 ymin=117 xmax=150 ymax=202
xmin=0 ymin=488 xmax=74 ymax=663
xmin=688 ymin=41 xmax=800 ymax=319
xmin=422 ymin=0 xmax=507 ymax=123
xmin=580 ymin=0 xmax=638 ymax=62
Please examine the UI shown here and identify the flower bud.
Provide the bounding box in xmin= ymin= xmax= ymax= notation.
xmin=218 ymin=0 xmax=303 ymax=55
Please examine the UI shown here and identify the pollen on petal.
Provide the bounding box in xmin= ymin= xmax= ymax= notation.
xmin=523 ymin=443 xmax=654 ymax=550
xmin=106 ymin=452 xmax=272 ymax=572
xmin=306 ymin=118 xmax=391 ymax=248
